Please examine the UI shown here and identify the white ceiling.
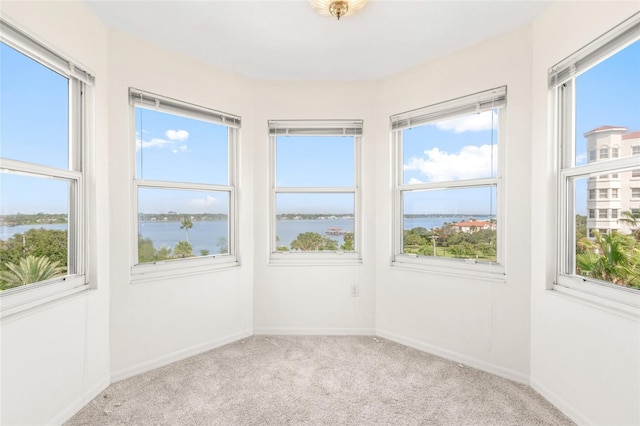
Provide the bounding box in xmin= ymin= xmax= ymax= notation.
xmin=82 ymin=0 xmax=553 ymax=81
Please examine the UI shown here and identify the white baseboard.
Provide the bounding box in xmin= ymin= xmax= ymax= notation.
xmin=376 ymin=329 xmax=529 ymax=385
xmin=50 ymin=375 xmax=110 ymax=426
xmin=110 ymin=330 xmax=252 ymax=383
xmin=530 ymin=378 xmax=590 ymax=426
xmin=254 ymin=327 xmax=375 ymax=336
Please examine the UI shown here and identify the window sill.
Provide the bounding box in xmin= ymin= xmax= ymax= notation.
xmin=130 ymin=255 xmax=240 ymax=284
xmin=269 ymin=251 xmax=362 ymax=266
xmin=1 ymin=276 xmax=89 ymax=319
xmin=392 ymin=255 xmax=506 ymax=283
xmin=553 ymin=276 xmax=640 ymax=318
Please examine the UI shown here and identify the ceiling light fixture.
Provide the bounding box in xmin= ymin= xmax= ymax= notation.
xmin=310 ymin=0 xmax=368 ymax=20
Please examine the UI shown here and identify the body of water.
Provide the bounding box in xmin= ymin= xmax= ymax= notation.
xmin=0 ymin=215 xmax=492 ymax=252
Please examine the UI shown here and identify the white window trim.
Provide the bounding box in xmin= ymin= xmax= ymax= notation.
xmin=128 ymin=89 xmax=240 ymax=282
xmin=268 ymin=120 xmax=363 ymax=264
xmin=0 ymin=19 xmax=93 ymax=318
xmin=551 ymin=12 xmax=640 ymax=312
xmin=390 ymin=87 xmax=507 ymax=280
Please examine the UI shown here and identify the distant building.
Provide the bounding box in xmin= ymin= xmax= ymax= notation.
xmin=585 ymin=126 xmax=640 ymax=237
xmin=453 ymin=220 xmax=495 ymax=234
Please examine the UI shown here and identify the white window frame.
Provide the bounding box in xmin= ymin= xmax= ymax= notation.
xmin=550 ymin=12 xmax=640 ymax=311
xmin=129 ymin=89 xmax=240 ymax=282
xmin=268 ymin=120 xmax=362 ymax=264
xmin=390 ymin=87 xmax=507 ymax=280
xmin=0 ymin=20 xmax=94 ymax=317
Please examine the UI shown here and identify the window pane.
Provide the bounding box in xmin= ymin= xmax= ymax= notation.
xmin=276 ymin=136 xmax=354 ymax=187
xmin=0 ymin=43 xmax=69 ymax=169
xmin=135 ymin=107 xmax=228 ymax=185
xmin=573 ymin=175 xmax=639 ymax=288
xmin=576 ymin=40 xmax=640 ymax=166
xmin=137 ymin=188 xmax=230 ymax=263
xmin=403 ymin=110 xmax=498 ymax=184
xmin=0 ymin=173 xmax=70 ymax=290
xmin=402 ymin=186 xmax=497 ymax=262
xmin=275 ymin=193 xmax=354 ymax=252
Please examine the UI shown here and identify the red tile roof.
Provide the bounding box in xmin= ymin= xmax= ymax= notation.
xmin=583 ymin=125 xmax=627 ymax=136
xmin=455 ymin=221 xmax=492 ymax=228
xmin=622 ymin=131 xmax=640 ymax=140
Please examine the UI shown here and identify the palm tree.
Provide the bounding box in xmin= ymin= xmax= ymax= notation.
xmin=180 ymin=217 xmax=193 ymax=243
xmin=576 ymin=231 xmax=639 ymax=288
xmin=618 ymin=209 xmax=640 ymax=240
xmin=0 ymin=255 xmax=66 ymax=290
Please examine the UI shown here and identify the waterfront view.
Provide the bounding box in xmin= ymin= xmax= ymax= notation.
xmin=0 ymin=214 xmax=494 ymax=252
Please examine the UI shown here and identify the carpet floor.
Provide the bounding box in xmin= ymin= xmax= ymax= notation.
xmin=66 ymin=336 xmax=574 ymax=425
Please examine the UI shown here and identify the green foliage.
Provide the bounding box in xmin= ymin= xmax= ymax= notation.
xmin=174 ymin=240 xmax=193 ymax=258
xmin=576 ymin=231 xmax=640 ymax=288
xmin=200 ymin=249 xmax=210 ymax=256
xmin=180 ymin=217 xmax=193 ymax=242
xmin=0 ymin=228 xmax=67 ymax=270
xmin=401 ymin=224 xmax=496 ymax=262
xmin=290 ymin=232 xmax=339 ymax=251
xmin=341 ymin=232 xmax=354 ymax=251
xmin=217 ymin=237 xmax=228 ymax=254
xmin=0 ymin=255 xmax=66 ymax=290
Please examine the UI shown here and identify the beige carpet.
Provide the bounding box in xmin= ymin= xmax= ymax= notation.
xmin=67 ymin=336 xmax=573 ymax=425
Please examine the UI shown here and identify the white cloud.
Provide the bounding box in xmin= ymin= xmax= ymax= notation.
xmin=404 ymin=144 xmax=498 ymax=181
xmin=172 ymin=145 xmax=188 ymax=154
xmin=189 ymin=195 xmax=217 ymax=208
xmin=408 ymin=177 xmax=424 ymax=184
xmin=166 ymin=129 xmax=189 ymax=142
xmin=136 ymin=137 xmax=172 ymax=151
xmin=576 ymin=153 xmax=587 ymax=166
xmin=435 ymin=110 xmax=496 ymax=133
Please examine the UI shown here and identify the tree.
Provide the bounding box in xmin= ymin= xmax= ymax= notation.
xmin=180 ymin=217 xmax=193 ymax=242
xmin=576 ymin=231 xmax=640 ymax=288
xmin=341 ymin=232 xmax=354 ymax=251
xmin=290 ymin=232 xmax=338 ymax=251
xmin=0 ymin=255 xmax=66 ymax=290
xmin=619 ymin=210 xmax=640 ymax=240
xmin=0 ymin=228 xmax=68 ymax=272
xmin=217 ymin=237 xmax=228 ymax=254
xmin=174 ymin=240 xmax=193 ymax=258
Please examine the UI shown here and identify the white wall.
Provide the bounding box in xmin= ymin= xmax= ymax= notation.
xmin=530 ymin=3 xmax=640 ymax=425
xmin=374 ymin=26 xmax=534 ymax=383
xmin=3 ymin=2 xmax=640 ymax=425
xmin=107 ymin=30 xmax=255 ymax=380
xmin=252 ymin=82 xmax=377 ymax=334
xmin=0 ymin=2 xmax=111 ymax=424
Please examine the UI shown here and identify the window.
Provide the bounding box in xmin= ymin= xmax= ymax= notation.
xmin=612 ymin=173 xmax=619 ymax=178
xmin=633 ymin=146 xmax=640 ymax=155
xmin=589 ymin=189 xmax=596 ymax=199
xmin=551 ymin=14 xmax=640 ymax=306
xmin=600 ymin=147 xmax=609 ymax=159
xmin=269 ymin=120 xmax=361 ymax=262
xmin=599 ymin=209 xmax=608 ymax=219
xmin=391 ymin=87 xmax=505 ymax=277
xmin=589 ymin=150 xmax=596 ymax=161
xmin=0 ymin=20 xmax=94 ymax=315
xmin=632 ymin=170 xmax=640 ymax=178
xmin=130 ymin=89 xmax=239 ymax=277
xmin=589 ymin=209 xmax=595 ymax=218
xmin=612 ymin=147 xmax=619 ymax=158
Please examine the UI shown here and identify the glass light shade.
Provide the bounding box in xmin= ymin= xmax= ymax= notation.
xmin=309 ymin=0 xmax=368 ymax=19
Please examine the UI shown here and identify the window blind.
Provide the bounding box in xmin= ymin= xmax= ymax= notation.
xmin=129 ymin=88 xmax=241 ymax=128
xmin=1 ymin=19 xmax=95 ymax=85
xmin=269 ymin=120 xmax=363 ymax=136
xmin=549 ymin=12 xmax=640 ymax=88
xmin=390 ymin=86 xmax=506 ymax=131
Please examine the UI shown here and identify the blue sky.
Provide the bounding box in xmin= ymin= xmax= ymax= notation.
xmin=1 ymin=39 xmax=638 ymax=217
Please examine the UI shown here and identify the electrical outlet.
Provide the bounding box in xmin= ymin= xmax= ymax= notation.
xmin=350 ymin=283 xmax=359 ymax=297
